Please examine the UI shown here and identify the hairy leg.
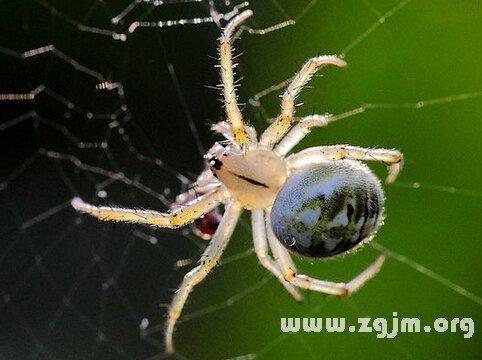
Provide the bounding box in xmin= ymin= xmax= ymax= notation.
xmin=274 ymin=114 xmax=333 ymax=155
xmin=287 ymin=145 xmax=403 ymax=183
xmin=266 ymin=209 xmax=386 ymax=296
xmin=165 ymin=200 xmax=243 ymax=354
xmin=211 ymin=120 xmax=257 ymax=146
xmin=260 ymin=56 xmax=346 ymax=148
xmin=264 ymin=210 xmax=299 ymax=281
xmin=251 ymin=209 xmax=303 ymax=301
xmin=71 ymin=189 xmax=227 ymax=228
xmin=219 ymin=10 xmax=253 ymax=146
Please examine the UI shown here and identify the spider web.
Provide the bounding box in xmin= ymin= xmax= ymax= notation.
xmin=1 ymin=1 xmax=481 ymax=359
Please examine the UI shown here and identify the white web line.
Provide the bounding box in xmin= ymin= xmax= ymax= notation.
xmin=30 ymin=0 xmax=238 ymax=41
xmin=1 ymin=197 xmax=135 ymax=359
xmin=340 ymin=0 xmax=412 ymax=58
xmin=370 ymin=242 xmax=482 ymax=306
xmin=392 ymin=181 xmax=482 ymax=199
xmin=1 ymin=0 xmax=481 ymax=359
xmin=251 ymin=88 xmax=482 ymax=117
xmin=111 ymin=0 xmax=203 ymax=26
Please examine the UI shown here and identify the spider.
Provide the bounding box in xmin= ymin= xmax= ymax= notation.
xmin=71 ymin=10 xmax=403 ymax=354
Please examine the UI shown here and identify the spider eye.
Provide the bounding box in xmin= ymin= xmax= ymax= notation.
xmin=270 ymin=161 xmax=384 ymax=258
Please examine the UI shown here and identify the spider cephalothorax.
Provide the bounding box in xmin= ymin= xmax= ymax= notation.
xmin=70 ymin=9 xmax=403 ymax=355
xmin=206 ymin=142 xmax=288 ymax=209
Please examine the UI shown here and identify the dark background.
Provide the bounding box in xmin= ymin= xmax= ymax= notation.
xmin=0 ymin=1 xmax=481 ymax=359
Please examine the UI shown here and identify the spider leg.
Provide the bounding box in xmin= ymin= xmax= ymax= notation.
xmin=264 ymin=210 xmax=303 ymax=283
xmin=274 ymin=114 xmax=334 ymax=155
xmin=219 ymin=10 xmax=253 ymax=146
xmin=211 ymin=121 xmax=257 ymax=145
xmin=71 ymin=189 xmax=227 ymax=228
xmin=165 ymin=200 xmax=243 ymax=354
xmin=287 ymin=145 xmax=404 ymax=183
xmin=265 ymin=209 xmax=386 ymax=296
xmin=192 ymin=168 xmax=219 ymax=188
xmin=251 ymin=209 xmax=303 ymax=302
xmin=259 ymin=56 xmax=346 ymax=148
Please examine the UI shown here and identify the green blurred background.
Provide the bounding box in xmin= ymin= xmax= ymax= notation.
xmin=0 ymin=1 xmax=481 ymax=359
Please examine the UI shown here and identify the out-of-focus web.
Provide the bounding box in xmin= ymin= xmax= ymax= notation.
xmin=0 ymin=1 xmax=481 ymax=359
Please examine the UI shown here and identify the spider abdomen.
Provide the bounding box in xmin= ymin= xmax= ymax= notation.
xmin=270 ymin=161 xmax=384 ymax=258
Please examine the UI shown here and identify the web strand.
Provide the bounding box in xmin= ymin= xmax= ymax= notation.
xmin=371 ymin=242 xmax=482 ymax=306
